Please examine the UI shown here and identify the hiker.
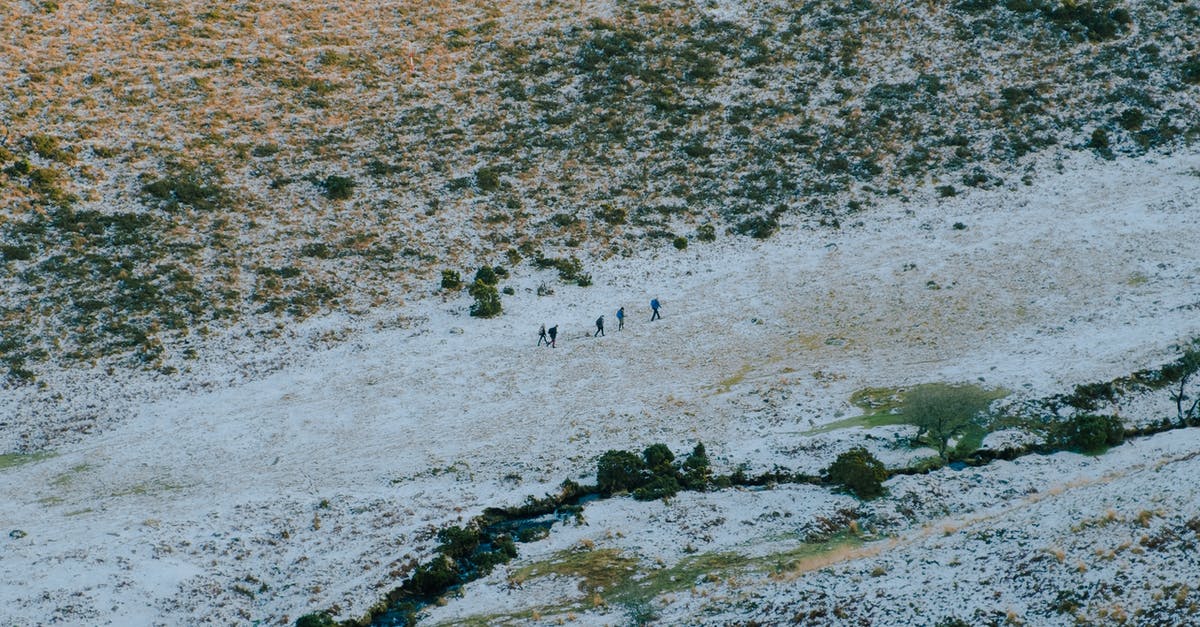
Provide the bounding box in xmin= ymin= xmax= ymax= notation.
xmin=594 ymin=315 xmax=605 ymax=337
xmin=537 ymin=324 xmax=549 ymax=346
xmin=548 ymin=324 xmax=558 ymax=347
xmin=650 ymin=298 xmax=661 ymax=321
xmin=616 ymin=306 xmax=625 ymax=330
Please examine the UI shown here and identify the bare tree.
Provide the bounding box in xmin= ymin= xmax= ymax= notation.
xmin=1164 ymin=345 xmax=1200 ymax=425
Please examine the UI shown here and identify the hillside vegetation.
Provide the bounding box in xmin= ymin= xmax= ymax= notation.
xmin=1 ymin=0 xmax=1198 ymax=381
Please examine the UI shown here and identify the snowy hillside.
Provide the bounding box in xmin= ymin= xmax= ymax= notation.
xmin=3 ymin=0 xmax=1200 ymax=625
xmin=3 ymin=149 xmax=1200 ymax=625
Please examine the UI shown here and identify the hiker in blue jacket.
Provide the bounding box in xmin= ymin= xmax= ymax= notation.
xmin=616 ymin=306 xmax=625 ymax=330
xmin=650 ymin=298 xmax=661 ymax=321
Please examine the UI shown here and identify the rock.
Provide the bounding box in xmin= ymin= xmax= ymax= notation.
xmin=10 ymin=529 xmax=27 ymax=539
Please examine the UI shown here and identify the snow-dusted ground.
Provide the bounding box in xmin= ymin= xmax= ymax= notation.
xmin=2 ymin=150 xmax=1200 ymax=625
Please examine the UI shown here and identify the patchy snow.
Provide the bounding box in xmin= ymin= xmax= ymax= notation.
xmin=2 ymin=149 xmax=1200 ymax=624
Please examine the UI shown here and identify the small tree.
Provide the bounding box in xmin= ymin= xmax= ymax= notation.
xmin=904 ymin=383 xmax=996 ymax=460
xmin=468 ymin=280 xmax=502 ymax=318
xmin=1163 ymin=344 xmax=1200 ymax=426
xmin=826 ymin=447 xmax=887 ymax=499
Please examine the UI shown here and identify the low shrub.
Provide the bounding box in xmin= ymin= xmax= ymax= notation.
xmin=672 ymin=235 xmax=688 ymax=250
xmin=408 ymin=555 xmax=458 ymax=595
xmin=141 ymin=168 xmax=225 ymax=211
xmin=696 ymin=224 xmax=716 ymax=241
xmin=437 ymin=525 xmax=482 ymax=559
xmin=441 ymin=269 xmax=462 ymax=290
xmin=594 ymin=204 xmax=627 ymax=225
xmin=680 ymin=442 xmax=711 ymax=489
xmin=1056 ymin=413 xmax=1124 ymax=454
xmin=597 ymin=450 xmax=648 ymax=494
xmin=533 ymin=254 xmax=584 ymax=282
xmin=295 ymin=612 xmax=336 ymax=627
xmin=320 ymin=175 xmax=355 ymax=200
xmin=474 ymin=265 xmax=498 ymax=286
xmin=825 ymin=447 xmax=887 ymax=499
xmin=732 ymin=215 xmax=777 ymax=239
xmin=1184 ymin=56 xmax=1200 ymax=85
xmin=633 ymin=474 xmax=680 ymax=501
xmin=1 ymin=245 xmax=32 ymax=261
xmin=476 ymin=167 xmax=501 ymax=191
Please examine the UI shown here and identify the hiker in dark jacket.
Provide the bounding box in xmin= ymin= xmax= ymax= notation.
xmin=594 ymin=315 xmax=605 ymax=337
xmin=650 ymin=298 xmax=661 ymax=321
xmin=537 ymin=324 xmax=549 ymax=346
xmin=548 ymin=324 xmax=558 ymax=347
xmin=616 ymin=307 xmax=625 ymax=330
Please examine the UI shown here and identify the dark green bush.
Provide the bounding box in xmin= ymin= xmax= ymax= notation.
xmin=295 ymin=612 xmax=336 ymax=627
xmin=1184 ymin=56 xmax=1200 ymax=85
xmin=474 ymin=265 xmax=498 ymax=286
xmin=672 ymin=235 xmax=688 ymax=250
xmin=534 ymin=254 xmax=584 ymax=282
xmin=468 ymin=280 xmax=502 ymax=318
xmin=300 ymin=242 xmax=332 ymax=259
xmin=1 ymin=245 xmax=32 ymax=261
xmin=321 ymin=175 xmax=355 ymax=200
xmin=825 ymin=447 xmax=887 ymax=499
xmin=142 ymin=167 xmax=225 ymax=211
xmin=1118 ymin=108 xmax=1145 ymax=131
xmin=633 ymin=474 xmax=680 ymax=501
xmin=680 ymin=442 xmax=711 ymax=489
xmin=597 ymin=450 xmax=649 ymax=494
xmin=1088 ymin=128 xmax=1112 ymax=158
xmin=1057 ymin=413 xmax=1124 ymax=453
xmin=437 ymin=525 xmax=481 ymax=559
xmin=594 ymin=204 xmax=627 ymax=225
xmin=408 ymin=555 xmax=459 ymax=595
xmin=1065 ymin=381 xmax=1116 ymax=410
xmin=642 ymin=443 xmax=675 ymax=474
xmin=441 ymin=269 xmax=462 ymax=290
xmin=476 ymin=167 xmax=501 ymax=191
xmin=696 ymin=224 xmax=716 ymax=242
xmin=732 ymin=215 xmax=778 ymax=239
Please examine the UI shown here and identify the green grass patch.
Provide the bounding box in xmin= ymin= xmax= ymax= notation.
xmin=510 ymin=548 xmax=639 ymax=595
xmin=453 ymin=533 xmax=864 ymax=624
xmin=49 ymin=462 xmax=91 ymax=487
xmin=0 ymin=451 xmax=55 ymax=470
xmin=110 ymin=480 xmax=184 ymax=498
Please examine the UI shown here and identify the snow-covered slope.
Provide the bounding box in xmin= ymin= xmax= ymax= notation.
xmin=2 ymin=150 xmax=1199 ymax=624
